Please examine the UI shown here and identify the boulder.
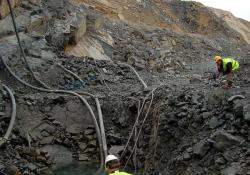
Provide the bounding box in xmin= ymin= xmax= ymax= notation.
xmin=27 ymin=14 xmax=47 ymax=34
xmin=0 ymin=13 xmax=30 ymax=37
xmin=211 ymin=130 xmax=243 ymax=151
xmin=209 ymin=117 xmax=225 ymax=129
xmin=0 ymin=0 xmax=20 ymax=19
xmin=78 ymin=154 xmax=88 ymax=161
xmin=46 ymin=11 xmax=86 ymax=48
xmin=68 ymin=13 xmax=86 ymax=45
xmin=221 ymin=163 xmax=241 ymax=175
xmin=193 ymin=139 xmax=211 ymax=157
xmin=79 ymin=142 xmax=87 ymax=151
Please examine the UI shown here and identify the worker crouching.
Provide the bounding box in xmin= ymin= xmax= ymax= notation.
xmin=105 ymin=155 xmax=132 ymax=175
xmin=213 ymin=56 xmax=239 ymax=89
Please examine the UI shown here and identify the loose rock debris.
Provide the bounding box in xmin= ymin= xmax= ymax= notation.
xmin=0 ymin=0 xmax=250 ymax=174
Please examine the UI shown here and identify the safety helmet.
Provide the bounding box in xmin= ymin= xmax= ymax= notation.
xmin=213 ymin=56 xmax=222 ymax=63
xmin=105 ymin=155 xmax=119 ymax=165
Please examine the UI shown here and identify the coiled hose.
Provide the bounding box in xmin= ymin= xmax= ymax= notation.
xmin=0 ymin=84 xmax=16 ymax=146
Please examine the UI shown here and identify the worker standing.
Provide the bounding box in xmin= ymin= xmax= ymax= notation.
xmin=213 ymin=56 xmax=239 ymax=88
xmin=105 ymin=155 xmax=132 ymax=175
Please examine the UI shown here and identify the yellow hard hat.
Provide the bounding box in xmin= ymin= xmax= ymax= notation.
xmin=213 ymin=56 xmax=222 ymax=63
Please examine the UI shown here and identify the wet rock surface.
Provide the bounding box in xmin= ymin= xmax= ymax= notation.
xmin=0 ymin=0 xmax=250 ymax=175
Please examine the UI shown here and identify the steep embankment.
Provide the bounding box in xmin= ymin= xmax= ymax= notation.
xmin=65 ymin=0 xmax=250 ymax=58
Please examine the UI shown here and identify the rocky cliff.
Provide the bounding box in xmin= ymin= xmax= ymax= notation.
xmin=0 ymin=0 xmax=250 ymax=175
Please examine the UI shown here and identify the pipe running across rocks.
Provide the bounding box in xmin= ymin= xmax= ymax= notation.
xmin=0 ymin=84 xmax=17 ymax=147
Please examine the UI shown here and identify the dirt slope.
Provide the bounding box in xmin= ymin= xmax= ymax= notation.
xmin=70 ymin=0 xmax=250 ymax=41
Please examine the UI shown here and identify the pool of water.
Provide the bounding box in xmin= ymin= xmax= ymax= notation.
xmin=52 ymin=162 xmax=103 ymax=175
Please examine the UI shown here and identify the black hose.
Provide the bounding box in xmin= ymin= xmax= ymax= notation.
xmin=6 ymin=0 xmax=50 ymax=89
xmin=0 ymin=84 xmax=16 ymax=147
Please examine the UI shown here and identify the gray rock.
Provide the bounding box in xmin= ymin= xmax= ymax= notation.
xmin=79 ymin=142 xmax=87 ymax=151
xmin=233 ymin=104 xmax=243 ymax=117
xmin=52 ymin=105 xmax=67 ymax=124
xmin=209 ymin=117 xmax=225 ymax=129
xmin=0 ymin=32 xmax=31 ymax=58
xmin=41 ymin=130 xmax=50 ymax=137
xmin=30 ymin=129 xmax=43 ymax=141
xmin=66 ymin=101 xmax=79 ymax=113
xmin=193 ymin=140 xmax=211 ymax=157
xmin=45 ymin=125 xmax=56 ymax=134
xmin=243 ymin=104 xmax=250 ymax=122
xmin=47 ymin=0 xmax=64 ymax=9
xmin=39 ymin=136 xmax=54 ymax=145
xmin=39 ymin=145 xmax=73 ymax=168
xmin=4 ymin=165 xmax=20 ymax=175
xmin=28 ymin=15 xmax=47 ymax=34
xmin=85 ymin=134 xmax=94 ymax=140
xmin=221 ymin=163 xmax=240 ymax=175
xmin=109 ymin=145 xmax=125 ymax=155
xmin=202 ymin=112 xmax=211 ymax=119
xmin=66 ymin=124 xmax=84 ymax=134
xmin=190 ymin=74 xmax=202 ymax=84
xmin=215 ymin=157 xmax=226 ymax=165
xmin=0 ymin=163 xmax=4 ymax=170
xmin=41 ymin=50 xmax=55 ymax=61
xmin=78 ymin=154 xmax=88 ymax=161
xmin=212 ymin=131 xmax=243 ymax=151
xmin=27 ymin=163 xmax=37 ymax=171
xmin=88 ymin=139 xmax=97 ymax=147
xmin=0 ymin=13 xmax=30 ymax=36
xmin=68 ymin=13 xmax=86 ymax=45
xmin=84 ymin=129 xmax=94 ymax=135
xmin=26 ymin=56 xmax=46 ymax=68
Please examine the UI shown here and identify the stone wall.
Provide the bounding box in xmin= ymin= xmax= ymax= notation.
xmin=0 ymin=0 xmax=19 ymax=19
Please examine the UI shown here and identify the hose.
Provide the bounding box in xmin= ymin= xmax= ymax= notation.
xmin=123 ymin=90 xmax=154 ymax=170
xmin=6 ymin=0 xmax=50 ymax=89
xmin=94 ymin=98 xmax=107 ymax=175
xmin=56 ymin=63 xmax=85 ymax=85
xmin=120 ymin=91 xmax=152 ymax=159
xmin=228 ymin=95 xmax=245 ymax=102
xmin=117 ymin=62 xmax=148 ymax=89
xmin=0 ymin=84 xmax=16 ymax=146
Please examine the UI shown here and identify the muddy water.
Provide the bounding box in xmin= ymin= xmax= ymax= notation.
xmin=53 ymin=162 xmax=102 ymax=175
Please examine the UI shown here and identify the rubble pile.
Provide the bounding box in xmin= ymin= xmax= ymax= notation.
xmin=0 ymin=0 xmax=250 ymax=174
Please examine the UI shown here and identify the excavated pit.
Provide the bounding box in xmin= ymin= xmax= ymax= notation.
xmin=1 ymin=0 xmax=250 ymax=174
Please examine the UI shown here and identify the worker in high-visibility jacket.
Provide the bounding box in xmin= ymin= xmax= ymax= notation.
xmin=213 ymin=56 xmax=239 ymax=88
xmin=105 ymin=155 xmax=132 ymax=175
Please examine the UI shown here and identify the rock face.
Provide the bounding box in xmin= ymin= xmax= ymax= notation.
xmin=0 ymin=0 xmax=20 ymax=19
xmin=46 ymin=10 xmax=87 ymax=48
xmin=1 ymin=0 xmax=250 ymax=175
